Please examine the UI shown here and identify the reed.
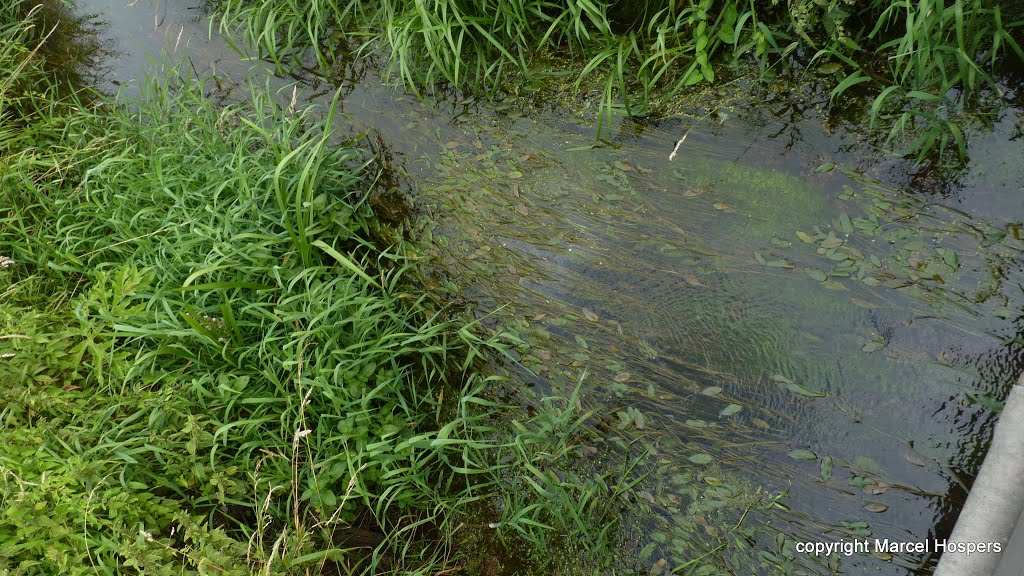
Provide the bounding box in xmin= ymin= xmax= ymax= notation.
xmin=216 ymin=0 xmax=1022 ymax=162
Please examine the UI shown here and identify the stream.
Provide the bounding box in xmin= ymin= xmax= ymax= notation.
xmin=74 ymin=1 xmax=1024 ymax=574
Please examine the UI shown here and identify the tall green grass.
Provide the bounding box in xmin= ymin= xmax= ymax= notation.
xmin=1 ymin=3 xmax=633 ymax=572
xmin=216 ymin=0 xmax=1023 ymax=163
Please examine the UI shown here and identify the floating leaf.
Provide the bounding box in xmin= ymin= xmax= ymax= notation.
xmin=575 ymin=335 xmax=589 ymax=349
xmin=614 ymin=372 xmax=632 ymax=382
xmin=804 ymin=268 xmax=828 ymax=282
xmin=981 ymin=227 xmax=1006 ymax=247
xmin=688 ymin=453 xmax=714 ymax=465
xmin=820 ymin=456 xmax=833 ymax=481
xmin=508 ymin=170 xmax=524 ymax=179
xmin=937 ymin=247 xmax=959 ymax=269
xmin=815 ymin=162 xmax=836 ymax=173
xmin=839 ymin=212 xmax=853 ymax=234
xmin=796 ymin=231 xmax=814 ymax=244
xmin=848 ymin=476 xmax=873 ymax=488
xmin=786 ymin=382 xmax=826 ymax=398
xmin=754 ymin=251 xmax=766 ymax=264
xmin=751 ymin=417 xmax=771 ymax=430
xmin=864 ymin=502 xmax=888 ymax=513
xmin=720 ymin=403 xmax=742 ymax=417
xmin=820 ymin=235 xmax=844 ymax=249
xmin=968 ymin=393 xmax=1004 ymax=412
xmin=713 ymin=202 xmax=729 ymax=211
xmin=788 ymin=449 xmax=818 ymax=461
xmin=685 ymin=419 xmax=708 ymax=428
xmin=905 ymin=454 xmax=926 ymax=467
xmin=582 ymin=308 xmax=598 ymax=322
xmin=682 ymin=188 xmax=701 ymax=198
xmin=765 ymin=258 xmax=796 ymax=269
xmin=701 ymin=386 xmax=722 ymax=396
xmin=771 ymin=374 xmax=793 ymax=384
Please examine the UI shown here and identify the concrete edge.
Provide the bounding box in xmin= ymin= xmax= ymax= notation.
xmin=934 ymin=373 xmax=1024 ymax=576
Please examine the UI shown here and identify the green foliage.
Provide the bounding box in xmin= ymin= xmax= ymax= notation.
xmin=216 ymin=0 xmax=1022 ymax=163
xmin=1 ymin=3 xmax=643 ymax=573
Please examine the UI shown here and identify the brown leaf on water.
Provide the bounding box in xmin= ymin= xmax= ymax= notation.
xmin=713 ymin=202 xmax=729 ymax=211
xmin=582 ymin=308 xmax=599 ymax=322
xmin=473 ymin=138 xmax=484 ymax=150
xmin=614 ymin=372 xmax=632 ymax=382
xmin=516 ymin=204 xmax=529 ymax=216
xmin=866 ymin=482 xmax=892 ymax=495
xmin=681 ymin=189 xmax=701 ymax=198
xmin=905 ymin=453 xmax=927 ymax=467
xmin=445 ymin=140 xmax=460 ymax=149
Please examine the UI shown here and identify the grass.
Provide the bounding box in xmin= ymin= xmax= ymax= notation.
xmin=215 ymin=0 xmax=1023 ymax=164
xmin=0 ymin=2 xmax=641 ymax=573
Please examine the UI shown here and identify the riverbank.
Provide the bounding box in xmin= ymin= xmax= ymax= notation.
xmin=0 ymin=3 xmax=626 ymax=573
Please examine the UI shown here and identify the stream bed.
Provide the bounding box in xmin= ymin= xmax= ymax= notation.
xmin=76 ymin=1 xmax=1024 ymax=574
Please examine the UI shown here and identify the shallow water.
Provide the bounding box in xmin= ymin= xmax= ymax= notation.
xmin=74 ymin=1 xmax=1024 ymax=574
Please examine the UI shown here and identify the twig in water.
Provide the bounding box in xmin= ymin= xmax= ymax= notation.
xmin=668 ymin=134 xmax=687 ymax=161
xmin=668 ymin=107 xmax=719 ymax=161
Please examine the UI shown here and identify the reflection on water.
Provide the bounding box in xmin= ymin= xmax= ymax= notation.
xmin=71 ymin=1 xmax=1024 ymax=574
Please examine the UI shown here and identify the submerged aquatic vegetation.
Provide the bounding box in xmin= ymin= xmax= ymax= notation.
xmin=215 ymin=0 xmax=1022 ymax=163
